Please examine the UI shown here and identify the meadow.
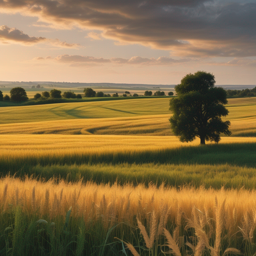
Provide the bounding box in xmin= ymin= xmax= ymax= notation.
xmin=0 ymin=96 xmax=256 ymax=255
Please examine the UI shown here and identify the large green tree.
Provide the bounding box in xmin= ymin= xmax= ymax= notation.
xmin=169 ymin=71 xmax=231 ymax=145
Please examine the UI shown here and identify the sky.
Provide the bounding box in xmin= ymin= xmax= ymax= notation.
xmin=0 ymin=0 xmax=256 ymax=85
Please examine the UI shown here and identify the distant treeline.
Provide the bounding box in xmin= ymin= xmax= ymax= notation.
xmin=226 ymin=87 xmax=256 ymax=97
xmin=0 ymin=87 xmax=174 ymax=104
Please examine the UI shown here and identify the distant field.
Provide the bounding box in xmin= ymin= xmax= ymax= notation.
xmin=0 ymin=97 xmax=255 ymax=136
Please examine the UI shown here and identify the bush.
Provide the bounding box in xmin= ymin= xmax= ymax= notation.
xmin=154 ymin=91 xmax=165 ymax=96
xmin=42 ymin=91 xmax=50 ymax=98
xmin=104 ymin=94 xmax=111 ymax=97
xmin=133 ymin=93 xmax=138 ymax=97
xmin=96 ymin=91 xmax=104 ymax=97
xmin=34 ymin=93 xmax=42 ymax=100
xmin=3 ymin=95 xmax=10 ymax=101
xmin=112 ymin=93 xmax=119 ymax=97
xmin=168 ymin=92 xmax=174 ymax=96
xmin=62 ymin=91 xmax=77 ymax=98
xmin=50 ymin=89 xmax=62 ymax=98
xmin=0 ymin=90 xmax=3 ymax=101
xmin=76 ymin=94 xmax=82 ymax=99
xmin=84 ymin=88 xmax=96 ymax=97
xmin=123 ymin=94 xmax=127 ymax=97
xmin=10 ymin=87 xmax=28 ymax=102
xmin=144 ymin=90 xmax=152 ymax=96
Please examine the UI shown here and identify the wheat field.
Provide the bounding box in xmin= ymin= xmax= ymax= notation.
xmin=0 ymin=97 xmax=255 ymax=136
xmin=1 ymin=97 xmax=256 ymax=255
xmin=1 ymin=177 xmax=256 ymax=255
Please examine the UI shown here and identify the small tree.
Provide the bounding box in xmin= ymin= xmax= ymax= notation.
xmin=76 ymin=94 xmax=82 ymax=99
xmin=154 ymin=91 xmax=165 ymax=96
xmin=133 ymin=93 xmax=138 ymax=97
xmin=125 ymin=91 xmax=130 ymax=94
xmin=168 ymin=92 xmax=174 ymax=96
xmin=112 ymin=93 xmax=119 ymax=97
xmin=104 ymin=94 xmax=111 ymax=97
xmin=4 ymin=95 xmax=10 ymax=101
xmin=63 ymin=91 xmax=77 ymax=98
xmin=0 ymin=90 xmax=3 ymax=101
xmin=96 ymin=91 xmax=104 ymax=97
xmin=50 ymin=89 xmax=62 ymax=98
xmin=10 ymin=87 xmax=28 ymax=102
xmin=84 ymin=88 xmax=96 ymax=97
xmin=144 ymin=91 xmax=152 ymax=96
xmin=169 ymin=71 xmax=231 ymax=145
xmin=123 ymin=94 xmax=127 ymax=97
xmin=42 ymin=91 xmax=50 ymax=98
xmin=34 ymin=93 xmax=42 ymax=100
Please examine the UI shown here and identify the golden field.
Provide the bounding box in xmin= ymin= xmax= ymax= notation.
xmin=0 ymin=96 xmax=256 ymax=255
xmin=1 ymin=176 xmax=256 ymax=255
xmin=1 ymin=134 xmax=256 ymax=154
xmin=0 ymin=97 xmax=255 ymax=136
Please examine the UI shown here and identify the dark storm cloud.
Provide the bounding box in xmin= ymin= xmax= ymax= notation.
xmin=1 ymin=0 xmax=256 ymax=57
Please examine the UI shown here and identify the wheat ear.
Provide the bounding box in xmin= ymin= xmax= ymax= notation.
xmin=149 ymin=211 xmax=157 ymax=248
xmin=164 ymin=228 xmax=181 ymax=256
xmin=125 ymin=243 xmax=140 ymax=256
xmin=136 ymin=217 xmax=151 ymax=249
xmin=223 ymin=248 xmax=241 ymax=255
xmin=214 ymin=198 xmax=225 ymax=256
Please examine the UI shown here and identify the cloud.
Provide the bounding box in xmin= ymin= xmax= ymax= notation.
xmin=36 ymin=54 xmax=188 ymax=66
xmin=0 ymin=25 xmax=46 ymax=44
xmin=0 ymin=25 xmax=78 ymax=48
xmin=2 ymin=0 xmax=255 ymax=57
xmin=226 ymin=58 xmax=256 ymax=67
xmin=87 ymin=32 xmax=102 ymax=40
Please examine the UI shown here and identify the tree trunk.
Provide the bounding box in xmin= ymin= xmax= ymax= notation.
xmin=200 ymin=136 xmax=206 ymax=145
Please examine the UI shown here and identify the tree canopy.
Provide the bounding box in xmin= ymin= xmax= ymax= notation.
xmin=50 ymin=89 xmax=62 ymax=98
xmin=169 ymin=71 xmax=231 ymax=144
xmin=42 ymin=91 xmax=50 ymax=98
xmin=10 ymin=87 xmax=28 ymax=102
xmin=84 ymin=88 xmax=96 ymax=97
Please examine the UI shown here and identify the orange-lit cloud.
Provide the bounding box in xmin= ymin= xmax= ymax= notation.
xmin=87 ymin=32 xmax=102 ymax=40
xmin=36 ymin=54 xmax=189 ymax=66
xmin=0 ymin=25 xmax=45 ymax=44
xmin=0 ymin=0 xmax=256 ymax=57
xmin=0 ymin=25 xmax=78 ymax=48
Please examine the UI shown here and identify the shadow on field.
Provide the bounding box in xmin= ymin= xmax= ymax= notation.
xmin=1 ymin=142 xmax=256 ymax=171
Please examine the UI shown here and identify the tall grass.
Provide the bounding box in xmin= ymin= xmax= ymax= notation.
xmin=1 ymin=177 xmax=256 ymax=255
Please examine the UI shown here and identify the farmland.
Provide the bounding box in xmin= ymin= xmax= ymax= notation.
xmin=0 ymin=96 xmax=256 ymax=255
